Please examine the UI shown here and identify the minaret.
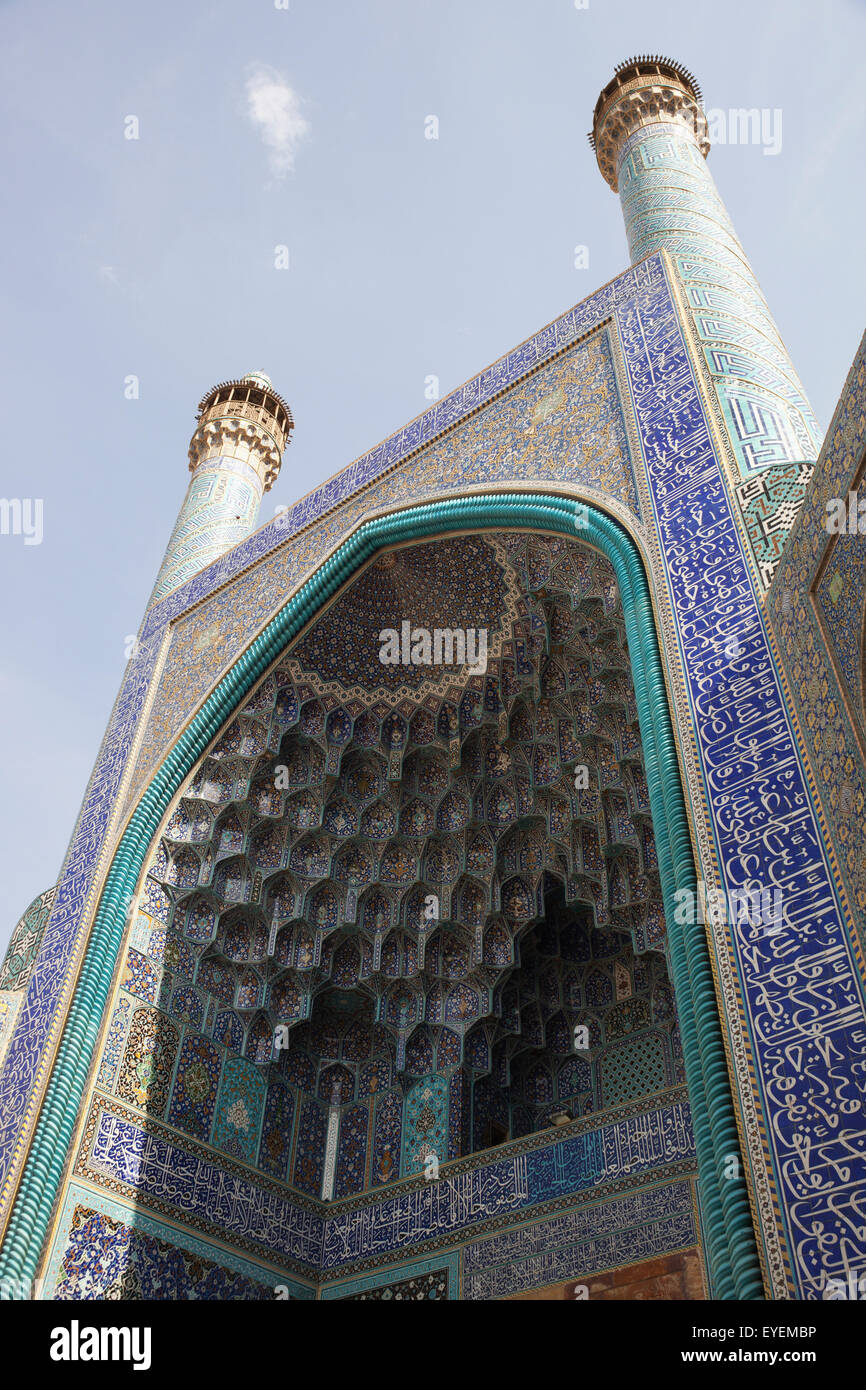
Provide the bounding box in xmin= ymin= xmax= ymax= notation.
xmin=591 ymin=57 xmax=822 ymax=485
xmin=148 ymin=372 xmax=293 ymax=606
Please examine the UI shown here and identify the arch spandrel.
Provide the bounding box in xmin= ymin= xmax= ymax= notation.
xmin=119 ymin=317 xmax=644 ymax=827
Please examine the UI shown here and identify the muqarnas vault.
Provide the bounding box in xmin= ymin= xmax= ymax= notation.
xmin=1 ymin=56 xmax=865 ymax=1303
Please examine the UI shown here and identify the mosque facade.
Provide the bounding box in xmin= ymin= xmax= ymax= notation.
xmin=1 ymin=57 xmax=865 ymax=1301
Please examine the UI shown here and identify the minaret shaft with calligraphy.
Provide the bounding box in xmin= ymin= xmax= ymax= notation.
xmin=591 ymin=57 xmax=822 ymax=488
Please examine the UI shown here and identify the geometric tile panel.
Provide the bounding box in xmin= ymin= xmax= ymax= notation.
xmin=212 ymin=1056 xmax=267 ymax=1163
xmin=0 ymin=994 xmax=22 ymax=1076
xmin=334 ymin=1102 xmax=368 ymax=1200
xmin=599 ymin=1033 xmax=667 ymax=1108
xmin=292 ymin=1096 xmax=327 ymax=1197
xmin=735 ymin=460 xmax=815 ymax=592
xmin=115 ymin=1005 xmax=179 ymax=1118
xmin=259 ymin=1079 xmax=295 ymax=1181
xmin=815 ymin=523 xmax=866 ymax=732
xmin=0 ymin=887 xmax=57 ymax=992
xmin=402 ymin=1074 xmax=448 ymax=1177
xmin=43 ymin=1186 xmax=314 ymax=1301
xmin=167 ymin=1035 xmax=221 ymax=1141
xmin=53 ymin=1202 xmax=276 ymax=1301
xmin=768 ymin=334 xmax=866 ymax=928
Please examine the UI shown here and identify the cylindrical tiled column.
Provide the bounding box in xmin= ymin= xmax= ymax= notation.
xmin=592 ymin=58 xmax=822 ymax=474
xmin=592 ymin=58 xmax=821 ymax=585
xmin=148 ymin=371 xmax=292 ymax=606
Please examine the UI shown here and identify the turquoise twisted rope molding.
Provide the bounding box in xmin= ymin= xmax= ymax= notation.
xmin=0 ymin=493 xmax=763 ymax=1299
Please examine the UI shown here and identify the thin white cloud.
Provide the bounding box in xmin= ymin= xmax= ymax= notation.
xmin=245 ymin=64 xmax=310 ymax=179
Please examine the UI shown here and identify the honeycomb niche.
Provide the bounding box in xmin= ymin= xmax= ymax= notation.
xmin=123 ymin=532 xmax=682 ymax=1198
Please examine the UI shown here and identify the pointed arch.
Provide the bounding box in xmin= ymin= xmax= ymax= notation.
xmin=0 ymin=492 xmax=762 ymax=1300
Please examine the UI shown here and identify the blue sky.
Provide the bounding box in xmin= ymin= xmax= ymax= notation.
xmin=0 ymin=0 xmax=864 ymax=955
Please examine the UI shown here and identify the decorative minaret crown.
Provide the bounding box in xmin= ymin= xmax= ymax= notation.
xmin=590 ymin=55 xmax=709 ymax=191
xmin=189 ymin=372 xmax=293 ymax=492
xmin=147 ymin=372 xmax=293 ymax=607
